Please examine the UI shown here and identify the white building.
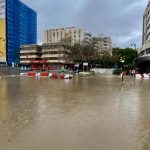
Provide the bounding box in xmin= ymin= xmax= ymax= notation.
xmin=44 ymin=27 xmax=92 ymax=45
xmin=93 ymin=37 xmax=113 ymax=55
xmin=141 ymin=1 xmax=150 ymax=47
xmin=139 ymin=0 xmax=150 ymax=73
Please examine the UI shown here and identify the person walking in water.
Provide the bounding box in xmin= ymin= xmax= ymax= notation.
xmin=121 ymin=71 xmax=124 ymax=82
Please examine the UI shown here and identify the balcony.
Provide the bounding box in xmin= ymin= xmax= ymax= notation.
xmin=47 ymin=60 xmax=65 ymax=63
xmin=20 ymin=60 xmax=30 ymax=64
xmin=20 ymin=55 xmax=40 ymax=59
xmin=42 ymin=54 xmax=60 ymax=58
xmin=20 ymin=50 xmax=42 ymax=53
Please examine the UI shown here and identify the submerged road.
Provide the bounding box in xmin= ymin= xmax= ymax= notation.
xmin=0 ymin=75 xmax=150 ymax=150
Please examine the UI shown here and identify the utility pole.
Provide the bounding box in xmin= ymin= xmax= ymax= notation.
xmin=131 ymin=42 xmax=138 ymax=69
xmin=131 ymin=42 xmax=136 ymax=50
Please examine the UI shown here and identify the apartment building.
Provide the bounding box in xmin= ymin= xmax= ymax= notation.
xmin=94 ymin=37 xmax=113 ymax=55
xmin=139 ymin=0 xmax=150 ymax=73
xmin=142 ymin=1 xmax=150 ymax=45
xmin=44 ymin=27 xmax=92 ymax=45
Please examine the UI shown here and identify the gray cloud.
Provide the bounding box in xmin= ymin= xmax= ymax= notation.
xmin=22 ymin=0 xmax=147 ymax=48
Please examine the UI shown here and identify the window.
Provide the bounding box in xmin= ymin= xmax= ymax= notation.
xmin=139 ymin=51 xmax=145 ymax=56
xmin=146 ymin=48 xmax=150 ymax=54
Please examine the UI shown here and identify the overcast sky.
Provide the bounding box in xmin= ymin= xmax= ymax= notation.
xmin=22 ymin=0 xmax=148 ymax=48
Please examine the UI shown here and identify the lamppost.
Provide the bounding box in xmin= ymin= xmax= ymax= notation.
xmin=131 ymin=42 xmax=136 ymax=50
xmin=131 ymin=42 xmax=138 ymax=69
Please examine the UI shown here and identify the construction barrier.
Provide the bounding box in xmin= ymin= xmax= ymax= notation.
xmin=135 ymin=74 xmax=150 ymax=79
xmin=27 ymin=72 xmax=37 ymax=77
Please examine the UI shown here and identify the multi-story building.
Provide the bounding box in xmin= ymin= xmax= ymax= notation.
xmin=44 ymin=28 xmax=65 ymax=44
xmin=0 ymin=0 xmax=37 ymax=66
xmin=20 ymin=45 xmax=42 ymax=65
xmin=139 ymin=0 xmax=150 ymax=73
xmin=42 ymin=43 xmax=66 ymax=64
xmin=93 ymin=37 xmax=113 ymax=55
xmin=20 ymin=43 xmax=68 ymax=66
xmin=44 ymin=27 xmax=92 ymax=45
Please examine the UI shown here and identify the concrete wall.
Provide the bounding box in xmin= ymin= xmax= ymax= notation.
xmin=91 ymin=68 xmax=113 ymax=74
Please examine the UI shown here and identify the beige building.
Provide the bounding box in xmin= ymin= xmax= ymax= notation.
xmin=44 ymin=27 xmax=92 ymax=45
xmin=94 ymin=37 xmax=113 ymax=55
xmin=20 ymin=43 xmax=68 ymax=65
xmin=20 ymin=45 xmax=42 ymax=65
xmin=42 ymin=43 xmax=66 ymax=64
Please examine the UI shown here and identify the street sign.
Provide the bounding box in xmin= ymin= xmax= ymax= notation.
xmin=120 ymin=60 xmax=125 ymax=63
xmin=75 ymin=63 xmax=79 ymax=67
xmin=83 ymin=62 xmax=88 ymax=66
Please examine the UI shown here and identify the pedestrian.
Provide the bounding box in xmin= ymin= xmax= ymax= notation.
xmin=121 ymin=71 xmax=124 ymax=82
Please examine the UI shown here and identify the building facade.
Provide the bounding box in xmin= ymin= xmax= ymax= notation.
xmin=44 ymin=27 xmax=92 ymax=45
xmin=20 ymin=45 xmax=42 ymax=65
xmin=93 ymin=37 xmax=113 ymax=55
xmin=138 ymin=0 xmax=150 ymax=73
xmin=0 ymin=0 xmax=37 ymax=65
xmin=42 ymin=43 xmax=66 ymax=64
xmin=20 ymin=43 xmax=68 ymax=66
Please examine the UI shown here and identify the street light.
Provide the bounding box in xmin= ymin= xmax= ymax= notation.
xmin=131 ymin=42 xmax=136 ymax=50
xmin=131 ymin=42 xmax=139 ymax=69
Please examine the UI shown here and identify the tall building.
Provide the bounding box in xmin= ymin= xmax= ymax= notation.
xmin=0 ymin=0 xmax=37 ymax=65
xmin=44 ymin=27 xmax=92 ymax=45
xmin=139 ymin=0 xmax=150 ymax=73
xmin=93 ymin=37 xmax=113 ymax=55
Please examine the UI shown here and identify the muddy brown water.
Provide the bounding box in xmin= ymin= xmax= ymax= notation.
xmin=0 ymin=75 xmax=150 ymax=150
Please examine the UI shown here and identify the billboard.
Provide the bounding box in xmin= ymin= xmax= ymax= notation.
xmin=0 ymin=0 xmax=6 ymax=63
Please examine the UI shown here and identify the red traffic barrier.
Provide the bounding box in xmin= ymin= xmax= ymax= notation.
xmin=51 ymin=73 xmax=58 ymax=79
xmin=59 ymin=74 xmax=65 ymax=79
xmin=27 ymin=72 xmax=36 ymax=77
xmin=40 ymin=72 xmax=49 ymax=77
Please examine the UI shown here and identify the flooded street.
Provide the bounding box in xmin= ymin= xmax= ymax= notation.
xmin=0 ymin=75 xmax=150 ymax=150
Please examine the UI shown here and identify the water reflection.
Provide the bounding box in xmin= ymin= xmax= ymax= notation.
xmin=0 ymin=75 xmax=150 ymax=150
xmin=0 ymin=78 xmax=9 ymax=123
xmin=135 ymin=80 xmax=150 ymax=150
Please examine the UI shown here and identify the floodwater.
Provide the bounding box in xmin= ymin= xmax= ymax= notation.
xmin=0 ymin=75 xmax=150 ymax=150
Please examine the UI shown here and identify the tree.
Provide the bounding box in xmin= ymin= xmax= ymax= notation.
xmin=61 ymin=37 xmax=99 ymax=65
xmin=112 ymin=47 xmax=137 ymax=70
xmin=61 ymin=37 xmax=137 ymax=70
